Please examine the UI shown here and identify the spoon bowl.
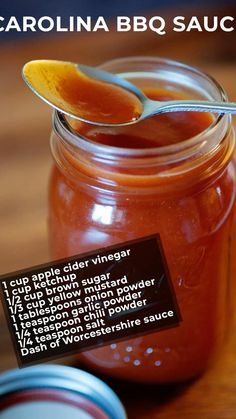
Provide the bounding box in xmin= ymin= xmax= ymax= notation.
xmin=22 ymin=60 xmax=236 ymax=127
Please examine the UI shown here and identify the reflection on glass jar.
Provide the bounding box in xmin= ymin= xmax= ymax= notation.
xmin=49 ymin=57 xmax=236 ymax=384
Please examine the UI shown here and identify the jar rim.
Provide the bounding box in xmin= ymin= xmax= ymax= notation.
xmin=53 ymin=56 xmax=229 ymax=160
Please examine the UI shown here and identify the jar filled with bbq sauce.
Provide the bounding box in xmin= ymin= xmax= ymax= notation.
xmin=49 ymin=57 xmax=236 ymax=384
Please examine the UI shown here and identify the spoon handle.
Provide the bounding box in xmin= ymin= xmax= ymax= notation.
xmin=149 ymin=100 xmax=236 ymax=115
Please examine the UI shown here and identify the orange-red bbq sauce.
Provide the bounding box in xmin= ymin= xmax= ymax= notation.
xmin=49 ymin=83 xmax=235 ymax=384
xmin=70 ymin=88 xmax=213 ymax=148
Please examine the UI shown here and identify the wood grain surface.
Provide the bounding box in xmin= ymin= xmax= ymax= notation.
xmin=1 ymin=6 xmax=236 ymax=418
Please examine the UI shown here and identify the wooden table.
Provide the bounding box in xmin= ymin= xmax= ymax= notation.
xmin=1 ymin=7 xmax=236 ymax=417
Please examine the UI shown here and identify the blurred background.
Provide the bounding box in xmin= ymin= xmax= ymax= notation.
xmin=0 ymin=1 xmax=236 ymax=417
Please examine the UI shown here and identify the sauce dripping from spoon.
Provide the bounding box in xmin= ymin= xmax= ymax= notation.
xmin=23 ymin=60 xmax=143 ymax=125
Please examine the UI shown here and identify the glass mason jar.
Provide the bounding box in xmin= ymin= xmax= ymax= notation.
xmin=48 ymin=57 xmax=236 ymax=384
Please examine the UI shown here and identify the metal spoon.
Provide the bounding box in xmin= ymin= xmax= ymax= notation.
xmin=22 ymin=60 xmax=236 ymax=127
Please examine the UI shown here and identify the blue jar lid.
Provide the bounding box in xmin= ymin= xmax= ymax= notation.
xmin=0 ymin=364 xmax=127 ymax=419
